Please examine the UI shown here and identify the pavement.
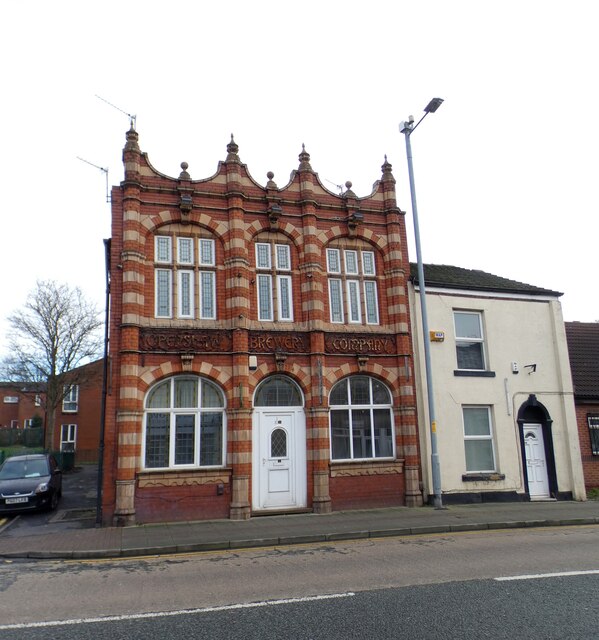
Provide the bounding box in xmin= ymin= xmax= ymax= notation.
xmin=1 ymin=465 xmax=598 ymax=560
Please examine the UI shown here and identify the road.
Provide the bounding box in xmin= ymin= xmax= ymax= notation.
xmin=1 ymin=525 xmax=598 ymax=638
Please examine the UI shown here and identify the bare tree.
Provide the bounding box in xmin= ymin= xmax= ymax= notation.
xmin=2 ymin=280 xmax=104 ymax=448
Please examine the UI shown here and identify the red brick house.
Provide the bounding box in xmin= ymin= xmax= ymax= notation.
xmin=102 ymin=127 xmax=421 ymax=525
xmin=565 ymin=322 xmax=599 ymax=489
xmin=49 ymin=358 xmax=104 ymax=463
xmin=0 ymin=383 xmax=45 ymax=430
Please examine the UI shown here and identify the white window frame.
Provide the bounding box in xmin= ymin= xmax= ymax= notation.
xmin=155 ymin=236 xmax=217 ymax=320
xmin=199 ymin=239 xmax=215 ymax=266
xmin=143 ymin=376 xmax=226 ymax=470
xmin=329 ymin=376 xmax=395 ymax=461
xmin=177 ymin=270 xmax=195 ymax=318
xmin=454 ymin=311 xmax=487 ymax=371
xmin=199 ymin=271 xmax=216 ymax=319
xmin=177 ymin=237 xmax=194 ymax=265
xmin=3 ymin=396 xmax=18 ymax=404
xmin=462 ymin=406 xmax=496 ymax=472
xmin=276 ymin=244 xmax=291 ymax=271
xmin=277 ymin=275 xmax=293 ymax=321
xmin=256 ymin=243 xmax=272 ymax=270
xmin=326 ymin=247 xmax=379 ymax=326
xmin=61 ymin=424 xmax=77 ymax=451
xmin=346 ymin=280 xmax=362 ymax=323
xmin=255 ymin=242 xmax=293 ymax=322
xmin=362 ymin=251 xmax=376 ymax=276
xmin=344 ymin=250 xmax=359 ymax=275
xmin=326 ymin=248 xmax=341 ymax=274
xmin=155 ymin=236 xmax=172 ymax=263
xmin=62 ymin=385 xmax=79 ymax=413
xmin=155 ymin=268 xmax=173 ymax=318
xmin=257 ymin=274 xmax=274 ymax=321
xmin=364 ymin=280 xmax=379 ymax=324
xmin=328 ymin=279 xmax=344 ymax=323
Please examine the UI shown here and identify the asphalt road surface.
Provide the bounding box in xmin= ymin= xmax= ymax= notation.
xmin=1 ymin=524 xmax=598 ymax=638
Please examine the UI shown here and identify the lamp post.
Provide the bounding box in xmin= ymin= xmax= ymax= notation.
xmin=400 ymin=97 xmax=444 ymax=509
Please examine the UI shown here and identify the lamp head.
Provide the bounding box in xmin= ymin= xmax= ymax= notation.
xmin=424 ymin=97 xmax=444 ymax=113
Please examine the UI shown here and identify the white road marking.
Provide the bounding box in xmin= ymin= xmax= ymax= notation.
xmin=495 ymin=569 xmax=599 ymax=581
xmin=0 ymin=591 xmax=356 ymax=630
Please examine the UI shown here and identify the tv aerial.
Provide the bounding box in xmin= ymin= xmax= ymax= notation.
xmin=76 ymin=156 xmax=110 ymax=203
xmin=324 ymin=177 xmax=344 ymax=195
xmin=95 ymin=94 xmax=137 ymax=129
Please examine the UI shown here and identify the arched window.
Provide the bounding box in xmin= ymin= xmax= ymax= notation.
xmin=143 ymin=376 xmax=225 ymax=469
xmin=329 ymin=376 xmax=394 ymax=460
xmin=254 ymin=376 xmax=303 ymax=407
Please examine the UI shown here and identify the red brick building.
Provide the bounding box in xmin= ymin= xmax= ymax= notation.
xmin=49 ymin=358 xmax=104 ymax=463
xmin=102 ymin=127 xmax=422 ymax=525
xmin=0 ymin=383 xmax=44 ymax=430
xmin=565 ymin=322 xmax=599 ymax=489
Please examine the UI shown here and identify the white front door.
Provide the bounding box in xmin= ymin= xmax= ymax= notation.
xmin=253 ymin=410 xmax=306 ymax=511
xmin=523 ymin=423 xmax=550 ymax=499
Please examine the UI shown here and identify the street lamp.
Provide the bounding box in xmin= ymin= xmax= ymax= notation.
xmin=400 ymin=97 xmax=444 ymax=509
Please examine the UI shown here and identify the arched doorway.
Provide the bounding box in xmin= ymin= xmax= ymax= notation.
xmin=252 ymin=375 xmax=306 ymax=511
xmin=517 ymin=395 xmax=557 ymax=499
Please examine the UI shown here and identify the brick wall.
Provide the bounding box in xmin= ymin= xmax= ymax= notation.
xmin=102 ymin=129 xmax=421 ymax=525
xmin=575 ymin=403 xmax=599 ymax=488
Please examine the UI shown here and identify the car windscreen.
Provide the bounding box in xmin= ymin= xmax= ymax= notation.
xmin=0 ymin=459 xmax=49 ymax=480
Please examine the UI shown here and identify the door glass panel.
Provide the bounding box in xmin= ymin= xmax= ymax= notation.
xmin=271 ymin=428 xmax=287 ymax=458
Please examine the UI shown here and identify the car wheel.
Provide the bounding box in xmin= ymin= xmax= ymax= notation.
xmin=49 ymin=491 xmax=59 ymax=511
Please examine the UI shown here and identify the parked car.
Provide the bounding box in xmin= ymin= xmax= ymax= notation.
xmin=0 ymin=454 xmax=62 ymax=513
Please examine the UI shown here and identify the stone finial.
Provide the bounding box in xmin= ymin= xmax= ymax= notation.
xmin=343 ymin=180 xmax=356 ymax=198
xmin=226 ymin=133 xmax=240 ymax=162
xmin=298 ymin=143 xmax=313 ymax=172
xmin=124 ymin=124 xmax=140 ymax=152
xmin=179 ymin=161 xmax=190 ymax=180
xmin=266 ymin=171 xmax=278 ymax=189
xmin=381 ymin=154 xmax=395 ymax=182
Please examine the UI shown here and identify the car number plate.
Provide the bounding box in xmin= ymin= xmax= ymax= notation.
xmin=6 ymin=497 xmax=29 ymax=504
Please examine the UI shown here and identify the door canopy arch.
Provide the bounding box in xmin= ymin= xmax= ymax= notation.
xmin=517 ymin=394 xmax=552 ymax=425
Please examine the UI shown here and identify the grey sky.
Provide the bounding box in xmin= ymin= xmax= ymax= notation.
xmin=2 ymin=0 xmax=597 ymax=356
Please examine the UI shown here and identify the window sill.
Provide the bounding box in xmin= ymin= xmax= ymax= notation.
xmin=137 ymin=467 xmax=231 ymax=488
xmin=454 ymin=370 xmax=496 ymax=378
xmin=330 ymin=459 xmax=404 ymax=477
xmin=462 ymin=473 xmax=505 ymax=482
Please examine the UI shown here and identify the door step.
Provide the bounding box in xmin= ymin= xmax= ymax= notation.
xmin=252 ymin=507 xmax=313 ymax=517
